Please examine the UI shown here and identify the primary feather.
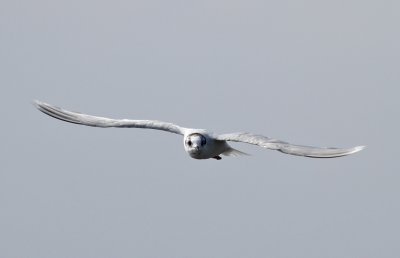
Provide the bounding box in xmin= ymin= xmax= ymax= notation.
xmin=34 ymin=100 xmax=187 ymax=135
xmin=216 ymin=132 xmax=365 ymax=158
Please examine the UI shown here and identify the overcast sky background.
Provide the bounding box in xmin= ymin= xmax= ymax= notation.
xmin=1 ymin=0 xmax=399 ymax=257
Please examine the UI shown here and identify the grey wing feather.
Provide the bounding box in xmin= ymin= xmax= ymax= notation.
xmin=216 ymin=132 xmax=365 ymax=158
xmin=34 ymin=100 xmax=187 ymax=135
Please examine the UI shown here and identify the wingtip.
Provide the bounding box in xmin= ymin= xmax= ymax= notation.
xmin=33 ymin=100 xmax=53 ymax=111
xmin=352 ymin=145 xmax=366 ymax=154
xmin=32 ymin=99 xmax=44 ymax=108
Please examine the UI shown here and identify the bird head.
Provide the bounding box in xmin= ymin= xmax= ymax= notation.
xmin=184 ymin=133 xmax=207 ymax=156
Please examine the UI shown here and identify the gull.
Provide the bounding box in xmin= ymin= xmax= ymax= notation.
xmin=34 ymin=100 xmax=365 ymax=160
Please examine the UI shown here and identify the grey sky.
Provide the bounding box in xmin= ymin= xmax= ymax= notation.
xmin=1 ymin=0 xmax=399 ymax=257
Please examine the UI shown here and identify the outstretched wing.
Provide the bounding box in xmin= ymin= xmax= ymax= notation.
xmin=34 ymin=100 xmax=187 ymax=135
xmin=216 ymin=132 xmax=365 ymax=158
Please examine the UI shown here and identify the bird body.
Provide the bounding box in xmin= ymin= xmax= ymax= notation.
xmin=34 ymin=100 xmax=365 ymax=160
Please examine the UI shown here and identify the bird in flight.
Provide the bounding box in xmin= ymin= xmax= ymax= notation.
xmin=34 ymin=100 xmax=364 ymax=160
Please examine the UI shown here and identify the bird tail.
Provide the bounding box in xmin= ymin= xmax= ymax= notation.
xmin=221 ymin=146 xmax=249 ymax=157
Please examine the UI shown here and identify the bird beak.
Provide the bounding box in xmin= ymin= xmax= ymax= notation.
xmin=195 ymin=146 xmax=200 ymax=151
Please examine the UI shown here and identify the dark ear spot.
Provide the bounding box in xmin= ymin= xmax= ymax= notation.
xmin=201 ymin=136 xmax=207 ymax=146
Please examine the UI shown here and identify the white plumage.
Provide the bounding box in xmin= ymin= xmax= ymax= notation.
xmin=34 ymin=100 xmax=365 ymax=160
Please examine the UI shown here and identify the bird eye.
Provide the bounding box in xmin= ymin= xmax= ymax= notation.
xmin=201 ymin=137 xmax=206 ymax=146
xmin=187 ymin=140 xmax=192 ymax=146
